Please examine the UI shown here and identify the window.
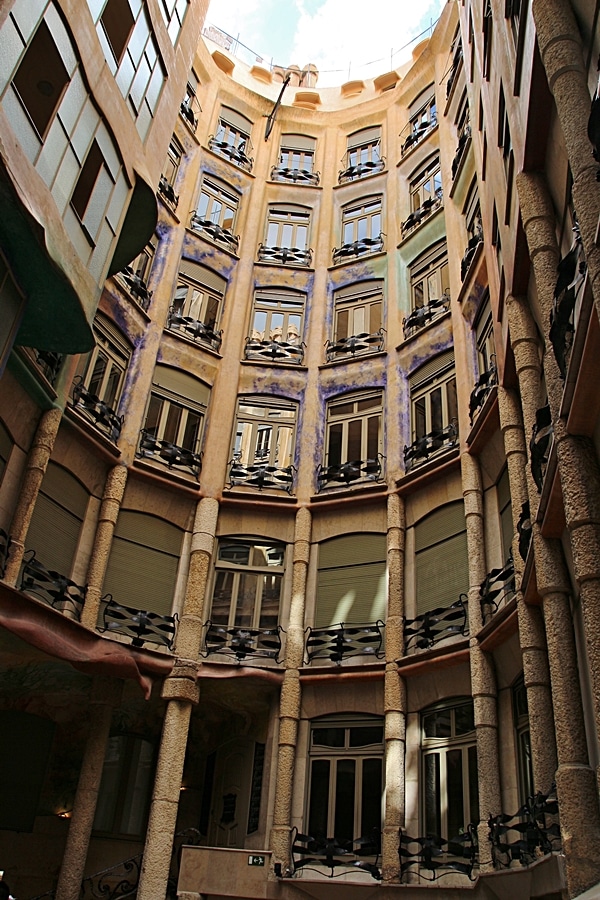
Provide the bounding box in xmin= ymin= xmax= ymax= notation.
xmin=94 ymin=734 xmax=155 ymax=837
xmin=180 ymin=72 xmax=200 ymax=130
xmin=512 ymin=677 xmax=533 ymax=804
xmin=339 ymin=127 xmax=383 ymax=182
xmin=401 ymin=91 xmax=436 ymax=155
xmin=159 ymin=0 xmax=188 ymax=42
xmin=497 ymin=467 xmax=513 ymax=561
xmin=410 ymin=156 xmax=442 ymax=213
xmin=410 ymin=351 xmax=458 ymax=449
xmin=99 ymin=0 xmax=135 ymax=64
xmin=315 ymin=534 xmax=386 ymax=627
xmin=233 ymin=398 xmax=296 ymax=470
xmin=117 ymin=237 xmax=156 ymax=309
xmin=414 ymin=502 xmax=469 ymax=615
xmin=209 ymin=539 xmax=285 ymax=631
xmin=71 ymin=139 xmax=105 ymax=224
xmin=246 ymin=288 xmax=305 ymax=363
xmin=74 ymin=315 xmax=130 ymax=417
xmin=307 ymin=715 xmax=383 ymax=847
xmin=210 ymin=107 xmax=253 ymax=171
xmin=12 ymin=18 xmax=70 ymax=139
xmin=273 ymin=134 xmax=318 ymax=184
xmin=410 ymin=242 xmax=450 ymax=311
xmin=168 ymin=260 xmax=225 ymax=350
xmin=158 ymin=136 xmax=182 ymax=208
xmin=324 ymin=391 xmax=383 ymax=474
xmin=328 ymin=281 xmax=384 ymax=360
xmin=421 ymin=699 xmax=478 ymax=841
xmin=461 ymin=181 xmax=483 ymax=280
xmin=475 ymin=297 xmax=495 ymax=377
xmin=258 ymin=205 xmax=312 ymax=266
xmin=0 ymin=711 xmax=55 ymax=832
xmin=334 ymin=197 xmax=384 ymax=262
xmin=192 ymin=177 xmax=240 ymax=252
xmin=483 ymin=0 xmax=493 ymax=80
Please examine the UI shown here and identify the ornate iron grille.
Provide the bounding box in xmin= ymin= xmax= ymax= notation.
xmin=99 ymin=596 xmax=178 ymax=650
xmin=257 ymin=244 xmax=312 ymax=266
xmin=404 ymin=422 xmax=458 ymax=471
xmin=332 ymin=234 xmax=384 ymax=264
xmin=202 ymin=622 xmax=283 ymax=663
xmin=403 ymin=293 xmax=450 ymax=340
xmin=19 ymin=550 xmax=86 ymax=620
xmin=469 ymin=357 xmax=497 ymax=424
xmin=271 ymin=165 xmax=320 ymax=185
xmin=189 ymin=213 xmax=240 ymax=253
xmin=208 ymin=136 xmax=254 ymax=171
xmin=305 ymin=621 xmax=385 ymax=664
xmin=488 ymin=786 xmax=561 ymax=868
xmin=244 ymin=336 xmax=305 ymax=364
xmin=401 ymin=119 xmax=438 ymax=156
xmin=530 ymin=404 xmax=552 ymax=492
xmin=479 ymin=557 xmax=515 ymax=620
xmin=401 ymin=190 xmax=443 ymax=238
xmin=289 ymin=827 xmax=382 ymax=880
xmin=549 ymin=225 xmax=586 ymax=378
xmin=399 ymin=826 xmax=478 ymax=882
xmin=71 ymin=377 xmax=124 ymax=442
xmin=158 ymin=175 xmax=179 ymax=209
xmin=166 ymin=309 xmax=223 ymax=351
xmin=325 ymin=329 xmax=385 ymax=362
xmin=404 ymin=595 xmax=468 ymax=652
xmin=228 ymin=459 xmax=296 ymax=492
xmin=117 ymin=265 xmax=152 ymax=310
xmin=138 ymin=429 xmax=202 ymax=477
xmin=317 ymin=455 xmax=384 ymax=490
xmin=338 ymin=157 xmax=385 ymax=183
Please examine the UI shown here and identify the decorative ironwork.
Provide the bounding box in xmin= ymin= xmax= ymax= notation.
xmin=404 ymin=421 xmax=458 ymax=471
xmin=202 ymin=621 xmax=283 ymax=663
xmin=401 ymin=190 xmax=443 ymax=238
xmin=461 ymin=220 xmax=484 ymax=281
xmin=0 ymin=528 xmax=11 ymax=578
xmin=404 ymin=595 xmax=468 ymax=652
xmin=479 ymin=557 xmax=515 ymax=619
xmin=271 ymin=165 xmax=320 ymax=185
xmin=208 ymin=136 xmax=254 ymax=172
xmin=117 ymin=264 xmax=152 ymax=310
xmin=100 ymin=596 xmax=178 ymax=650
xmin=338 ymin=157 xmax=385 ymax=183
xmin=290 ymin=827 xmax=382 ymax=880
xmin=229 ymin=458 xmax=296 ymax=492
xmin=138 ymin=429 xmax=202 ymax=477
xmin=446 ymin=42 xmax=463 ymax=99
xmin=71 ymin=377 xmax=124 ymax=442
xmin=549 ymin=225 xmax=586 ymax=378
xmin=244 ymin=336 xmax=305 ymax=364
xmin=166 ymin=308 xmax=223 ymax=351
xmin=451 ymin=123 xmax=471 ymax=180
xmin=325 ymin=329 xmax=385 ymax=361
xmin=332 ymin=234 xmax=384 ymax=264
xmin=403 ymin=293 xmax=450 ymax=340
xmin=190 ymin=212 xmax=240 ymax=253
xmin=588 ymin=92 xmax=600 ymax=179
xmin=158 ymin=175 xmax=179 ymax=209
xmin=34 ymin=349 xmax=64 ymax=385
xmin=530 ymin=404 xmax=552 ymax=492
xmin=317 ymin=455 xmax=384 ymax=490
xmin=19 ymin=550 xmax=85 ymax=619
xmin=401 ymin=118 xmax=437 ymax=156
xmin=517 ymin=501 xmax=532 ymax=562
xmin=488 ymin=785 xmax=561 ymax=869
xmin=180 ymin=99 xmax=199 ymax=132
xmin=305 ymin=621 xmax=385 ymax=664
xmin=399 ymin=826 xmax=478 ymax=882
xmin=469 ymin=357 xmax=497 ymax=424
xmin=257 ymin=244 xmax=312 ymax=266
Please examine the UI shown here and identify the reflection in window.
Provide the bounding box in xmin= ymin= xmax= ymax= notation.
xmin=94 ymin=735 xmax=154 ymax=837
xmin=233 ymin=398 xmax=296 ymax=469
xmin=210 ymin=539 xmax=285 ymax=631
xmin=325 ymin=392 xmax=383 ymax=469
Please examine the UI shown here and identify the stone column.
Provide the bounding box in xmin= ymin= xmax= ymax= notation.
xmin=270 ymin=507 xmax=311 ymax=873
xmin=3 ymin=406 xmax=61 ymax=585
xmin=497 ymin=386 xmax=557 ymax=793
xmin=461 ymin=453 xmax=501 ymax=869
xmin=175 ymin=497 xmax=219 ymax=659
xmin=81 ymin=464 xmax=128 ymax=628
xmin=382 ymin=492 xmax=406 ymax=882
xmin=55 ymin=677 xmax=123 ymax=900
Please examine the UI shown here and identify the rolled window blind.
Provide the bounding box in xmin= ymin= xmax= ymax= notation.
xmin=316 ymin=534 xmax=386 ymax=627
xmin=415 ymin=502 xmax=468 ymax=614
xmin=25 ymin=463 xmax=89 ymax=577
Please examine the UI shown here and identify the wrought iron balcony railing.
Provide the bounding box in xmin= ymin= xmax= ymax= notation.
xmin=244 ymin=336 xmax=305 ymax=364
xmin=271 ymin=164 xmax=320 ymax=185
xmin=402 ymin=292 xmax=450 ymax=340
xmin=117 ymin=264 xmax=152 ymax=311
xmin=479 ymin=557 xmax=515 ymax=620
xmin=189 ymin=212 xmax=240 ymax=253
xmin=332 ymin=234 xmax=384 ymax=264
xmin=99 ymin=596 xmax=178 ymax=650
xmin=452 ymin=123 xmax=472 ymax=180
xmin=229 ymin=457 xmax=296 ymax=492
xmin=71 ymin=378 xmax=124 ymax=442
xmin=33 ymin=349 xmax=64 ymax=385
xmin=208 ymin=135 xmax=254 ymax=172
xmin=325 ymin=329 xmax=385 ymax=361
xmin=446 ymin=45 xmax=463 ymax=99
xmin=338 ymin=157 xmax=385 ymax=183
xmin=166 ymin=308 xmax=223 ymax=351
xmin=549 ymin=225 xmax=585 ymax=378
xmin=180 ymin=98 xmax=200 ymax=133
xmin=404 ymin=595 xmax=468 ymax=652
xmin=401 ymin=117 xmax=438 ymax=156
xmin=257 ymin=244 xmax=312 ymax=266
xmin=460 ymin=221 xmax=484 ymax=281
xmin=138 ymin=429 xmax=202 ymax=477
xmin=404 ymin=421 xmax=458 ymax=471
xmin=488 ymin=785 xmax=560 ymax=869
xmin=158 ymin=175 xmax=179 ymax=209
xmin=290 ymin=827 xmax=381 ymax=880
xmin=317 ymin=454 xmax=384 ymax=490
xmin=20 ymin=550 xmax=86 ymax=620
xmin=517 ymin=501 xmax=532 ymax=562
xmin=399 ymin=826 xmax=478 ymax=883
xmin=305 ymin=621 xmax=385 ymax=664
xmin=0 ymin=528 xmax=11 ymax=578
xmin=530 ymin=404 xmax=552 ymax=492
xmin=401 ymin=190 xmax=443 ymax=238
xmin=469 ymin=358 xmax=497 ymax=424
xmin=202 ymin=621 xmax=283 ymax=663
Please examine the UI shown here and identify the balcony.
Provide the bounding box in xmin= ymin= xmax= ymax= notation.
xmin=446 ymin=44 xmax=463 ymax=99
xmin=19 ymin=550 xmax=86 ymax=620
xmin=99 ymin=596 xmax=178 ymax=650
xmin=401 ymin=190 xmax=443 ymax=239
xmin=332 ymin=234 xmax=384 ymax=264
xmin=166 ymin=308 xmax=223 ymax=352
xmin=271 ymin=164 xmax=320 ymax=186
xmin=179 ymin=96 xmax=200 ymax=133
xmin=244 ymin=336 xmax=305 ymax=364
xmin=530 ymin=404 xmax=552 ymax=492
xmin=117 ymin=265 xmax=152 ymax=311
xmin=189 ymin=212 xmax=240 ymax=254
xmin=404 ymin=595 xmax=468 ymax=653
xmin=137 ymin=429 xmax=203 ymax=477
xmin=158 ymin=174 xmax=179 ymax=210
xmin=451 ymin=123 xmax=472 ymax=181
xmin=400 ymin=117 xmax=438 ymax=157
xmin=338 ymin=157 xmax=385 ymax=183
xmin=399 ymin=827 xmax=477 ymax=883
xmin=305 ymin=621 xmax=385 ymax=664
xmin=228 ymin=457 xmax=296 ymax=493
xmin=290 ymin=827 xmax=381 ymax=880
xmin=325 ymin=329 xmax=385 ymax=362
xmin=202 ymin=621 xmax=283 ymax=663
xmin=71 ymin=378 xmax=123 ymax=442
xmin=549 ymin=225 xmax=585 ymax=378
xmin=517 ymin=501 xmax=532 ymax=562
xmin=488 ymin=786 xmax=560 ymax=869
xmin=208 ymin=135 xmax=253 ymax=172
xmin=479 ymin=557 xmax=515 ymax=621
xmin=403 ymin=292 xmax=450 ymax=340
xmin=469 ymin=358 xmax=497 ymax=424
xmin=317 ymin=454 xmax=384 ymax=490
xmin=257 ymin=244 xmax=312 ymax=266
xmin=461 ymin=220 xmax=484 ymax=281
xmin=404 ymin=421 xmax=458 ymax=471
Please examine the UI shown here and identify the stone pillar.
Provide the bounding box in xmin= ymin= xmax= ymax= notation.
xmin=382 ymin=492 xmax=406 ymax=882
xmin=81 ymin=465 xmax=128 ymax=628
xmin=3 ymin=407 xmax=61 ymax=585
xmin=55 ymin=677 xmax=123 ymax=900
xmin=497 ymin=386 xmax=557 ymax=793
xmin=270 ymin=507 xmax=311 ymax=872
xmin=461 ymin=453 xmax=502 ymax=868
xmin=175 ymin=497 xmax=219 ymax=658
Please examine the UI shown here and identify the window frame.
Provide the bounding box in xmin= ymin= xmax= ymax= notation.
xmin=341 ymin=196 xmax=383 ymax=246
xmin=324 ymin=390 xmax=383 ymax=471
xmin=410 ymin=242 xmax=450 ymax=312
xmin=11 ymin=17 xmax=71 ymax=141
xmin=410 ymin=358 xmax=458 ymax=445
xmin=168 ymin=262 xmax=225 ymax=350
xmin=142 ymin=388 xmax=205 ymax=460
xmin=192 ymin=176 xmax=240 ymax=251
xmin=232 ymin=397 xmax=297 ymax=471
xmin=75 ymin=316 xmax=130 ymax=414
xmin=329 ymin=282 xmax=384 ymax=360
xmin=93 ymin=733 xmax=155 ymax=838
xmin=209 ymin=538 xmax=286 ymax=632
xmin=248 ymin=287 xmax=305 ymax=355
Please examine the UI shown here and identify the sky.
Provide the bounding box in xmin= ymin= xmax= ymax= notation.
xmin=204 ymin=0 xmax=449 ymax=87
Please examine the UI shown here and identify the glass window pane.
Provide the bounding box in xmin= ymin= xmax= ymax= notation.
xmin=357 ymin=217 xmax=368 ymax=241
xmin=430 ymin=386 xmax=443 ymax=433
xmin=313 ymin=728 xmax=345 ymax=748
xmin=181 ymin=410 xmax=201 ymax=452
xmin=328 ymin=423 xmax=343 ymax=467
xmin=219 ymin=542 xmax=250 ymax=565
xmin=366 ymin=415 xmax=380 ymax=459
xmin=415 ymin=396 xmax=426 ymax=440
xmin=423 ymin=709 xmax=451 ymax=738
xmin=308 ymin=759 xmax=330 ymax=840
xmin=211 ymin=571 xmax=234 ymax=624
xmin=370 ymin=302 xmax=382 ymax=333
xmin=204 ymin=295 xmax=219 ymax=330
xmin=88 ymin=352 xmax=108 ymax=397
xmin=468 ymin=744 xmax=479 ymax=826
xmin=361 ymin=758 xmax=382 ymax=840
xmin=258 ymin=574 xmax=281 ymax=629
xmin=336 ymin=309 xmax=349 ymax=341
xmin=454 ymin=703 xmax=475 ymax=735
xmin=334 ymin=759 xmax=355 ymax=843
xmin=144 ymin=395 xmax=163 ymax=435
xmin=234 ymin=573 xmax=257 ymax=628
xmin=347 ymin=418 xmax=363 ymax=461
xmin=349 ymin=726 xmax=384 ymax=747
xmin=447 ymin=377 xmax=458 ymax=424
xmin=94 ymin=735 xmax=124 ymax=831
xmin=104 ymin=363 xmax=121 ymax=408
xmin=424 ymin=753 xmax=441 ymax=836
xmin=447 ymin=748 xmax=464 ymax=839
xmin=163 ymin=403 xmax=182 ymax=445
